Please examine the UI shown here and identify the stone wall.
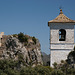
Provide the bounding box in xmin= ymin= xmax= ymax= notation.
xmin=0 ymin=32 xmax=4 ymax=47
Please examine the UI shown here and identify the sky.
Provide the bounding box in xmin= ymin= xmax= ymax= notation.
xmin=0 ymin=0 xmax=75 ymax=54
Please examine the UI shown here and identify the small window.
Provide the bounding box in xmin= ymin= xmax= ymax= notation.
xmin=59 ymin=29 xmax=66 ymax=41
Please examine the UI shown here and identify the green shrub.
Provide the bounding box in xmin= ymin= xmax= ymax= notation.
xmin=4 ymin=68 xmax=19 ymax=75
xmin=51 ymin=70 xmax=65 ymax=75
xmin=0 ymin=59 xmax=20 ymax=75
xmin=13 ymin=34 xmax=17 ymax=37
xmin=24 ymin=36 xmax=28 ymax=43
xmin=0 ymin=59 xmax=75 ymax=75
xmin=32 ymin=36 xmax=36 ymax=44
xmin=18 ymin=32 xmax=25 ymax=42
xmin=0 ymin=73 xmax=7 ymax=75
xmin=53 ymin=62 xmax=57 ymax=69
xmin=67 ymin=68 xmax=75 ymax=75
xmin=20 ymin=67 xmax=37 ymax=75
xmin=45 ymin=66 xmax=53 ymax=72
xmin=18 ymin=32 xmax=28 ymax=43
xmin=24 ymin=43 xmax=27 ymax=46
xmin=34 ymin=66 xmax=51 ymax=75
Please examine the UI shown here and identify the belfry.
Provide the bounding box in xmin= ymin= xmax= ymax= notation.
xmin=48 ymin=9 xmax=75 ymax=67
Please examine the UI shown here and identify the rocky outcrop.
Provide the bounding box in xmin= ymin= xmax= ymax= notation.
xmin=41 ymin=52 xmax=50 ymax=66
xmin=0 ymin=35 xmax=43 ymax=67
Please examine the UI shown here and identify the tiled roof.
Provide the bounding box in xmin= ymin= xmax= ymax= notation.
xmin=48 ymin=9 xmax=75 ymax=25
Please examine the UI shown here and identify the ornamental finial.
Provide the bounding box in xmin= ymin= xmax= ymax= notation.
xmin=59 ymin=7 xmax=63 ymax=14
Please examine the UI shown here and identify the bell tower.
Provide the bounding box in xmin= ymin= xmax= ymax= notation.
xmin=0 ymin=32 xmax=4 ymax=47
xmin=48 ymin=9 xmax=75 ymax=67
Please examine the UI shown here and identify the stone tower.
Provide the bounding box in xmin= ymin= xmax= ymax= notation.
xmin=48 ymin=9 xmax=75 ymax=67
xmin=0 ymin=32 xmax=4 ymax=47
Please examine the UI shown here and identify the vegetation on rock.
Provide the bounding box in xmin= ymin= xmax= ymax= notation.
xmin=32 ymin=36 xmax=36 ymax=44
xmin=1 ymin=33 xmax=43 ymax=68
xmin=0 ymin=58 xmax=75 ymax=75
xmin=0 ymin=59 xmax=53 ymax=75
xmin=18 ymin=32 xmax=28 ymax=43
xmin=13 ymin=32 xmax=37 ymax=46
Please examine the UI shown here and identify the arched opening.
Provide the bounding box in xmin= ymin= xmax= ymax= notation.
xmin=59 ymin=29 xmax=66 ymax=41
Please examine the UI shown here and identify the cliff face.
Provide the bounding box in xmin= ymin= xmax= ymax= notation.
xmin=0 ymin=35 xmax=43 ymax=67
xmin=41 ymin=52 xmax=50 ymax=66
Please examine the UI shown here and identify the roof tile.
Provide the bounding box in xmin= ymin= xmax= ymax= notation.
xmin=48 ymin=9 xmax=75 ymax=23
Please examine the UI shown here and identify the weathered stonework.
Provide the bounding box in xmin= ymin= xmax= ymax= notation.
xmin=48 ymin=9 xmax=75 ymax=67
xmin=0 ymin=32 xmax=4 ymax=47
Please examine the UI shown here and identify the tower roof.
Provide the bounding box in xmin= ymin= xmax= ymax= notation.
xmin=48 ymin=9 xmax=75 ymax=26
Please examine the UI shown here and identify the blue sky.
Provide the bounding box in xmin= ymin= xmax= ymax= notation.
xmin=0 ymin=0 xmax=75 ymax=54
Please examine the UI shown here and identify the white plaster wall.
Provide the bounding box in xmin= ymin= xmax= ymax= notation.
xmin=49 ymin=23 xmax=74 ymax=67
xmin=50 ymin=23 xmax=74 ymax=44
xmin=50 ymin=50 xmax=72 ymax=67
xmin=51 ymin=44 xmax=74 ymax=49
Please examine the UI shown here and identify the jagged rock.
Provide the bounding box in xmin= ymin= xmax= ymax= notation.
xmin=0 ymin=35 xmax=43 ymax=67
xmin=41 ymin=52 xmax=50 ymax=66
